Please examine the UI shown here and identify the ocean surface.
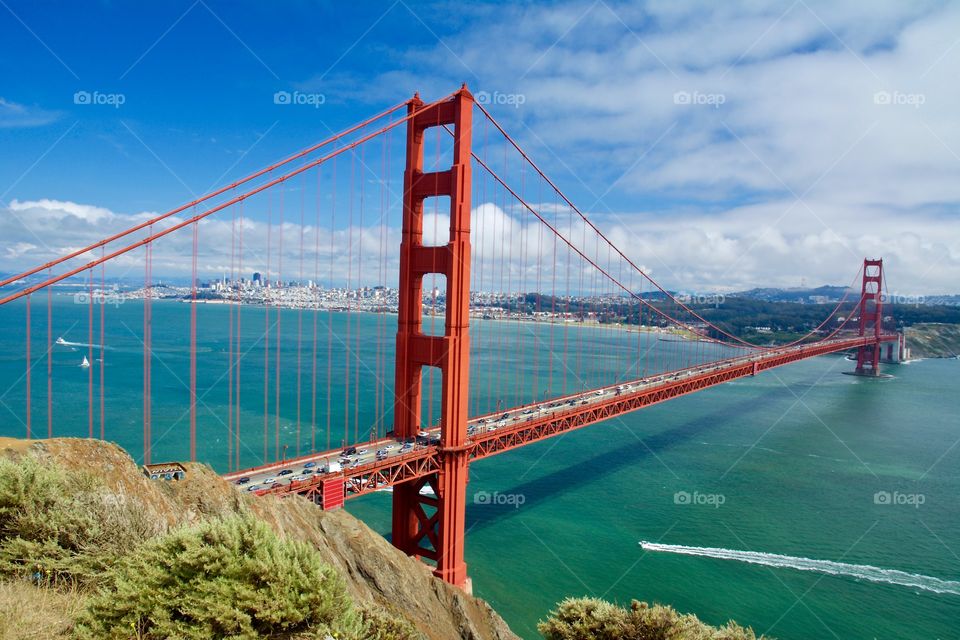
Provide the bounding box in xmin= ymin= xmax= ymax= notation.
xmin=1 ymin=296 xmax=958 ymax=639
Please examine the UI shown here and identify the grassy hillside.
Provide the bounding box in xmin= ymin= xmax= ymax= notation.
xmin=905 ymin=323 xmax=960 ymax=358
xmin=0 ymin=437 xmax=515 ymax=640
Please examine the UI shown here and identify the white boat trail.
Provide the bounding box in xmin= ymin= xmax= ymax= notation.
xmin=56 ymin=337 xmax=113 ymax=351
xmin=639 ymin=542 xmax=960 ymax=595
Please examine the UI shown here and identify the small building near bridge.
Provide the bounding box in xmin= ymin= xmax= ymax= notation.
xmin=142 ymin=462 xmax=186 ymax=481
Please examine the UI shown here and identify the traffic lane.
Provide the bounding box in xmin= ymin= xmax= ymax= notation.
xmin=234 ymin=342 xmax=850 ymax=490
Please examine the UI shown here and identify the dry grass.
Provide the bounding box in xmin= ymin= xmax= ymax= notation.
xmin=0 ymin=439 xmax=34 ymax=456
xmin=0 ymin=580 xmax=86 ymax=639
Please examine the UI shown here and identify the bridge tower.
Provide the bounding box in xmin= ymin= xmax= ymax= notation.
xmin=392 ymin=87 xmax=474 ymax=589
xmin=855 ymin=258 xmax=884 ymax=375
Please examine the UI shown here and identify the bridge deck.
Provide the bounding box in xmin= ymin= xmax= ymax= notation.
xmin=224 ymin=334 xmax=898 ymax=503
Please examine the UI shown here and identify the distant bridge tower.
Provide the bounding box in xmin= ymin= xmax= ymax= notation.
xmin=855 ymin=258 xmax=884 ymax=375
xmin=392 ymin=86 xmax=474 ymax=589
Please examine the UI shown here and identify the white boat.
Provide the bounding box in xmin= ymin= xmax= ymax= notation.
xmin=375 ymin=485 xmax=436 ymax=497
xmin=55 ymin=337 xmax=67 ymax=345
xmin=80 ymin=356 xmax=90 ymax=368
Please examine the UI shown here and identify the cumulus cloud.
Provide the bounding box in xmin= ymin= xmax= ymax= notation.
xmin=3 ymin=2 xmax=959 ymax=294
xmin=357 ymin=0 xmax=960 ymax=293
xmin=0 ymin=198 xmax=401 ymax=288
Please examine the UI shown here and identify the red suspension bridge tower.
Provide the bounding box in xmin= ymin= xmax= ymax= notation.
xmin=855 ymin=258 xmax=884 ymax=376
xmin=392 ymin=86 xmax=474 ymax=589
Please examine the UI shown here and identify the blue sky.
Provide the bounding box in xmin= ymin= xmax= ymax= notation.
xmin=0 ymin=2 xmax=452 ymax=210
xmin=2 ymin=1 xmax=959 ymax=292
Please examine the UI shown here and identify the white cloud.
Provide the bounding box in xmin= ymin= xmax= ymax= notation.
xmin=0 ymin=98 xmax=60 ymax=128
xmin=3 ymin=2 xmax=959 ymax=295
xmin=10 ymin=199 xmax=115 ymax=224
xmin=363 ymin=0 xmax=960 ymax=293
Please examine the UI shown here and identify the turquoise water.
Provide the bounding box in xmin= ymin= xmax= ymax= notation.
xmin=1 ymin=298 xmax=958 ymax=639
xmin=349 ymin=355 xmax=960 ymax=639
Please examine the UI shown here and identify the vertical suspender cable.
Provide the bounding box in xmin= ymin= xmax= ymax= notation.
xmin=228 ymin=208 xmax=235 ymax=470
xmin=328 ymin=158 xmax=335 ymax=451
xmin=263 ymin=197 xmax=271 ymax=463
xmin=275 ymin=187 xmax=284 ymax=461
xmin=25 ymin=294 xmax=30 ymax=438
xmin=190 ymin=220 xmax=198 ymax=462
xmin=88 ymin=268 xmax=93 ymax=437
xmin=312 ymin=166 xmax=321 ymax=453
xmin=355 ymin=143 xmax=364 ymax=438
xmin=235 ymin=201 xmax=244 ymax=470
xmin=99 ymin=249 xmax=105 ymax=440
xmin=297 ymin=173 xmax=305 ymax=455
xmin=47 ymin=269 xmax=52 ymax=437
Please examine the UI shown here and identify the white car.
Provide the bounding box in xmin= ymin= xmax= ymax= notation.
xmin=262 ymin=477 xmax=276 ymax=484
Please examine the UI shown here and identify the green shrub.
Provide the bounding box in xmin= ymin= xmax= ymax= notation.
xmin=538 ymin=598 xmax=769 ymax=640
xmin=0 ymin=457 xmax=153 ymax=585
xmin=358 ymin=605 xmax=424 ymax=640
xmin=74 ymin=515 xmax=362 ymax=640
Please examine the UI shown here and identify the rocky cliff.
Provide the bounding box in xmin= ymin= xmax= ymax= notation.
xmin=905 ymin=323 xmax=960 ymax=358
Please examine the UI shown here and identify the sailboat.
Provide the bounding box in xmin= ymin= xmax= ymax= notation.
xmin=80 ymin=356 xmax=91 ymax=368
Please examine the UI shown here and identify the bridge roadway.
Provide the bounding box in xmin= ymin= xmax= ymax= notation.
xmin=223 ymin=333 xmax=898 ymax=504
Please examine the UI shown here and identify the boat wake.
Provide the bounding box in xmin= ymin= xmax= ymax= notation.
xmin=56 ymin=338 xmax=112 ymax=351
xmin=639 ymin=542 xmax=960 ymax=595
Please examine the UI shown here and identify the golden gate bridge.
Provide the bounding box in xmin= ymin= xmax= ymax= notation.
xmin=0 ymin=86 xmax=900 ymax=591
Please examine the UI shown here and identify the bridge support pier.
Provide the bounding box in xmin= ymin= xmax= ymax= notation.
xmin=392 ymin=87 xmax=474 ymax=589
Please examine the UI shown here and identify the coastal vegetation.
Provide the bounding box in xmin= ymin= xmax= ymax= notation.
xmin=538 ymin=598 xmax=771 ymax=640
xmin=0 ymin=440 xmax=498 ymax=639
xmin=507 ymin=294 xmax=960 ymax=353
xmin=0 ymin=439 xmax=771 ymax=640
xmin=904 ymin=323 xmax=960 ymax=358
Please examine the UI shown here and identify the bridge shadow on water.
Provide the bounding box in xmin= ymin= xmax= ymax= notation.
xmin=463 ymin=382 xmax=802 ymax=533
